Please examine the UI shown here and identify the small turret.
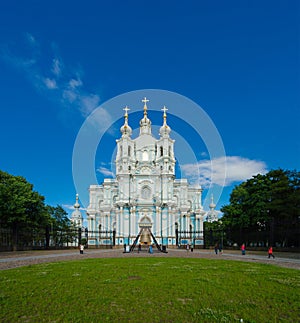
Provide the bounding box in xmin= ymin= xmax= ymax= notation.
xmin=71 ymin=194 xmax=83 ymax=227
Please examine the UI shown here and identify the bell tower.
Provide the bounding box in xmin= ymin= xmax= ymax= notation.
xmin=156 ymin=106 xmax=176 ymax=202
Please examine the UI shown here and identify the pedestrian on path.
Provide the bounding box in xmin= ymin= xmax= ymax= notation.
xmin=149 ymin=244 xmax=153 ymax=254
xmin=214 ymin=243 xmax=219 ymax=255
xmin=79 ymin=244 xmax=84 ymax=254
xmin=241 ymin=243 xmax=246 ymax=255
xmin=186 ymin=244 xmax=190 ymax=252
xmin=268 ymin=246 xmax=275 ymax=258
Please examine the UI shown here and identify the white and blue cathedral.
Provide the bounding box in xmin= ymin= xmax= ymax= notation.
xmin=83 ymin=98 xmax=210 ymax=248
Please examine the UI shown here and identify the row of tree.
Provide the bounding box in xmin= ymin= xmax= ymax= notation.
xmin=220 ymin=169 xmax=300 ymax=247
xmin=0 ymin=170 xmax=73 ymax=248
xmin=1 ymin=168 xmax=300 ymax=249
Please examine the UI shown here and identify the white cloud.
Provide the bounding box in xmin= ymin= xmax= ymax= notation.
xmin=63 ymin=204 xmax=87 ymax=211
xmin=44 ymin=77 xmax=57 ymax=89
xmin=97 ymin=166 xmax=115 ymax=177
xmin=25 ymin=32 xmax=37 ymax=46
xmin=63 ymin=204 xmax=76 ymax=210
xmin=51 ymin=57 xmax=62 ymax=77
xmin=181 ymin=156 xmax=267 ymax=188
xmin=79 ymin=94 xmax=100 ymax=117
xmin=69 ymin=77 xmax=82 ymax=89
xmin=1 ymin=33 xmax=102 ymax=119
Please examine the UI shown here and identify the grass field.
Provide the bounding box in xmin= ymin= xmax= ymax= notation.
xmin=0 ymin=257 xmax=299 ymax=322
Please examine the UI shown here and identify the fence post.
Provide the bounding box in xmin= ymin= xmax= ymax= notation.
xmin=78 ymin=228 xmax=82 ymax=247
xmin=45 ymin=225 xmax=50 ymax=249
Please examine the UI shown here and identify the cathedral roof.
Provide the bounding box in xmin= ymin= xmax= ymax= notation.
xmin=118 ymin=97 xmax=173 ymax=142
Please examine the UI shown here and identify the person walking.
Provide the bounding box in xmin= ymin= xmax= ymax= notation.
xmin=186 ymin=243 xmax=190 ymax=252
xmin=149 ymin=244 xmax=153 ymax=254
xmin=214 ymin=243 xmax=219 ymax=255
xmin=241 ymin=243 xmax=246 ymax=255
xmin=268 ymin=246 xmax=275 ymax=258
xmin=79 ymin=244 xmax=84 ymax=254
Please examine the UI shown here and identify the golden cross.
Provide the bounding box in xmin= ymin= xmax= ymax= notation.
xmin=161 ymin=106 xmax=168 ymax=115
xmin=142 ymin=97 xmax=149 ymax=105
xmin=123 ymin=106 xmax=130 ymax=116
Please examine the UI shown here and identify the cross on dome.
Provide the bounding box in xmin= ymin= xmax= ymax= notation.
xmin=123 ymin=106 xmax=130 ymax=116
xmin=142 ymin=97 xmax=149 ymax=116
xmin=161 ymin=105 xmax=168 ymax=116
xmin=159 ymin=105 xmax=171 ymax=137
xmin=120 ymin=105 xmax=132 ymax=136
xmin=142 ymin=97 xmax=149 ymax=105
xmin=161 ymin=105 xmax=168 ymax=126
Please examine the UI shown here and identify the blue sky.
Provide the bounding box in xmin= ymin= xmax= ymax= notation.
xmin=0 ymin=1 xmax=299 ymax=217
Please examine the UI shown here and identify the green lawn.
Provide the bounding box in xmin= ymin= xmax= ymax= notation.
xmin=0 ymin=258 xmax=299 ymax=322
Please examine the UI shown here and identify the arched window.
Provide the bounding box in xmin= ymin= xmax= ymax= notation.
xmin=128 ymin=146 xmax=131 ymax=157
xmin=142 ymin=151 xmax=149 ymax=161
xmin=160 ymin=146 xmax=163 ymax=156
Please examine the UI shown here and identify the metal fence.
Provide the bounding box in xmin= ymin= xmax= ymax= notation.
xmin=203 ymin=220 xmax=300 ymax=249
xmin=0 ymin=227 xmax=80 ymax=251
xmin=1 ymin=221 xmax=299 ymax=252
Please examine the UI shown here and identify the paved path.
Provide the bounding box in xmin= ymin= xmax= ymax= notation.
xmin=0 ymin=248 xmax=299 ymax=270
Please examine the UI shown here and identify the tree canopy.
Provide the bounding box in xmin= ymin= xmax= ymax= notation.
xmin=0 ymin=170 xmax=72 ymax=231
xmin=0 ymin=170 xmax=46 ymax=230
xmin=221 ymin=169 xmax=300 ymax=246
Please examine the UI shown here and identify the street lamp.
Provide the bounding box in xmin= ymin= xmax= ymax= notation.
xmin=219 ymin=220 xmax=223 ymax=250
xmin=128 ymin=166 xmax=131 ymax=245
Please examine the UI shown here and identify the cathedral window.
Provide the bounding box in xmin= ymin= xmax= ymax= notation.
xmin=142 ymin=151 xmax=149 ymax=161
xmin=128 ymin=146 xmax=131 ymax=156
xmin=160 ymin=146 xmax=163 ymax=156
xmin=141 ymin=186 xmax=151 ymax=199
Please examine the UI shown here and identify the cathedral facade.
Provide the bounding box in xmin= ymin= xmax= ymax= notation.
xmin=86 ymin=98 xmax=206 ymax=248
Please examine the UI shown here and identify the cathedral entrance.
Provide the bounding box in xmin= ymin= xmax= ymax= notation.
xmin=128 ymin=215 xmax=167 ymax=253
xmin=138 ymin=216 xmax=152 ymax=246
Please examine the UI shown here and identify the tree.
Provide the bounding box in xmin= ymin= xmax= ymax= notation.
xmin=0 ymin=170 xmax=47 ymax=249
xmin=46 ymin=205 xmax=76 ymax=246
xmin=221 ymin=169 xmax=300 ymax=247
xmin=47 ymin=205 xmax=70 ymax=230
xmin=0 ymin=171 xmax=47 ymax=228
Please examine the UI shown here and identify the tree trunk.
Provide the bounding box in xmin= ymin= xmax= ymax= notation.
xmin=12 ymin=223 xmax=18 ymax=251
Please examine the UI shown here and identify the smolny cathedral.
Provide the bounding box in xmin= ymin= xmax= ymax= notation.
xmin=71 ymin=98 xmax=219 ymax=248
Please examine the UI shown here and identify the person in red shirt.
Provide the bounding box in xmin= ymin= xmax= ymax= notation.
xmin=268 ymin=246 xmax=275 ymax=258
xmin=241 ymin=243 xmax=246 ymax=255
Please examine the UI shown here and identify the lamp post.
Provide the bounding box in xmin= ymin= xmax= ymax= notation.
xmin=219 ymin=220 xmax=223 ymax=251
xmin=128 ymin=166 xmax=131 ymax=245
xmin=160 ymin=167 xmax=163 ymax=245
